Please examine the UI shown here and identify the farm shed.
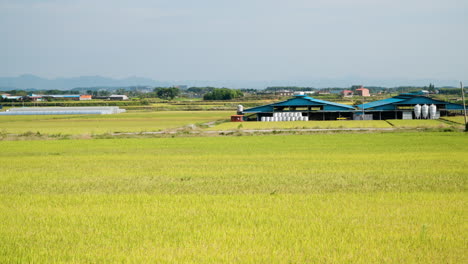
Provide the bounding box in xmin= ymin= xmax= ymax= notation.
xmin=355 ymin=93 xmax=466 ymax=120
xmin=41 ymin=95 xmax=92 ymax=101
xmin=242 ymin=94 xmax=355 ymax=121
xmin=109 ymin=95 xmax=129 ymax=101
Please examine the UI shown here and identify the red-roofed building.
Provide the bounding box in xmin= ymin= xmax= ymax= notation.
xmin=355 ymin=86 xmax=370 ymax=97
xmin=341 ymin=90 xmax=353 ymax=97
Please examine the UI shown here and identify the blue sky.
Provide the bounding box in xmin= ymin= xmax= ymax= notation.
xmin=1 ymin=0 xmax=467 ymax=82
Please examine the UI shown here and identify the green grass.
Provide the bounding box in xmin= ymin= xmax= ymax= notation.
xmin=207 ymin=120 xmax=392 ymax=130
xmin=386 ymin=119 xmax=450 ymax=128
xmin=0 ymin=133 xmax=466 ymax=262
xmin=0 ymin=111 xmax=230 ymax=135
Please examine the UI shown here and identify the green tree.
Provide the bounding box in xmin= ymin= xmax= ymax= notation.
xmin=115 ymin=88 xmax=127 ymax=95
xmin=154 ymin=87 xmax=180 ymax=100
xmin=203 ymin=88 xmax=243 ymax=100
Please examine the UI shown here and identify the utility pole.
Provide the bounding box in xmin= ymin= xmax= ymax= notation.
xmin=461 ymin=82 xmax=467 ymax=131
xmin=362 ymin=97 xmax=365 ymax=120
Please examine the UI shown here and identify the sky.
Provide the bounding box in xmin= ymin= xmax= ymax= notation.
xmin=1 ymin=0 xmax=467 ymax=83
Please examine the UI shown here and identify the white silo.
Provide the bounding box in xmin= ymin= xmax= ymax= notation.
xmin=414 ymin=104 xmax=421 ymax=119
xmin=237 ymin=105 xmax=243 ymax=113
xmin=421 ymin=104 xmax=429 ymax=119
xmin=429 ymin=104 xmax=437 ymax=119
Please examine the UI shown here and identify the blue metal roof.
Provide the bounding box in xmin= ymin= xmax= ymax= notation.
xmin=355 ymin=97 xmax=404 ymax=110
xmin=244 ymin=94 xmax=354 ymax=113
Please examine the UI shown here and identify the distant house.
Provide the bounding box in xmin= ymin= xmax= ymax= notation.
xmin=79 ymin=95 xmax=92 ymax=100
xmin=355 ymin=86 xmax=370 ymax=97
xmin=294 ymin=91 xmax=316 ymax=96
xmin=341 ymin=90 xmax=353 ymax=97
xmin=317 ymin=90 xmax=331 ymax=95
xmin=109 ymin=95 xmax=129 ymax=101
xmin=28 ymin=93 xmax=43 ymax=101
xmin=276 ymin=90 xmax=295 ymax=97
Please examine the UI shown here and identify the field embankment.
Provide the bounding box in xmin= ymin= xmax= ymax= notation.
xmin=206 ymin=120 xmax=392 ymax=131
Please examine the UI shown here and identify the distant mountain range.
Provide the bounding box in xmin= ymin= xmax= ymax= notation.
xmin=0 ymin=74 xmax=465 ymax=90
xmin=0 ymin=75 xmax=173 ymax=91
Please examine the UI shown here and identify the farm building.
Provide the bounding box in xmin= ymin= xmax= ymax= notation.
xmin=109 ymin=95 xmax=129 ymax=101
xmin=355 ymin=93 xmax=466 ymax=120
xmin=355 ymin=87 xmax=370 ymax=97
xmin=341 ymin=90 xmax=353 ymax=97
xmin=242 ymin=94 xmax=355 ymax=121
xmin=1 ymin=94 xmax=23 ymax=101
xmin=41 ymin=95 xmax=92 ymax=101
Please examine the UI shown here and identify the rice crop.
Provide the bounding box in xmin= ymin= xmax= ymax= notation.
xmin=0 ymin=111 xmax=229 ymax=135
xmin=206 ymin=120 xmax=392 ymax=131
xmin=0 ymin=132 xmax=466 ymax=263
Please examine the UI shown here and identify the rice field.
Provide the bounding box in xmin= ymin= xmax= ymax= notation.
xmin=206 ymin=120 xmax=392 ymax=131
xmin=386 ymin=119 xmax=450 ymax=128
xmin=0 ymin=133 xmax=466 ymax=263
xmin=0 ymin=111 xmax=230 ymax=135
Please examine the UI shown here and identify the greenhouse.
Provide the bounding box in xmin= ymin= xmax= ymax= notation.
xmin=0 ymin=106 xmax=126 ymax=115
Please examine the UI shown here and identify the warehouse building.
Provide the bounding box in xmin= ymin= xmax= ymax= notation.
xmin=41 ymin=95 xmax=92 ymax=101
xmin=355 ymin=93 xmax=466 ymax=120
xmin=242 ymin=94 xmax=355 ymax=121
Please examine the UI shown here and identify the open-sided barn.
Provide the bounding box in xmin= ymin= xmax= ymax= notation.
xmin=355 ymin=93 xmax=466 ymax=120
xmin=243 ymin=94 xmax=355 ymax=121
